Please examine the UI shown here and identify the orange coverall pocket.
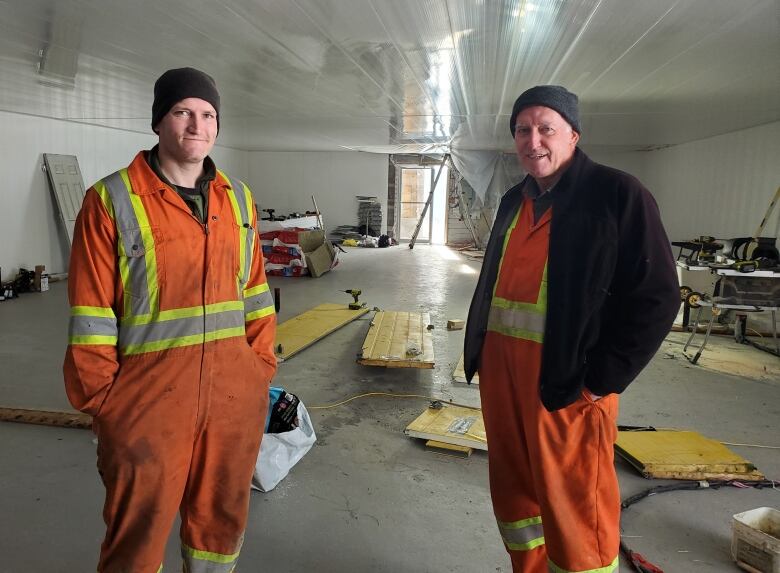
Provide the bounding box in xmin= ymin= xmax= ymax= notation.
xmin=117 ymin=226 xmax=166 ymax=297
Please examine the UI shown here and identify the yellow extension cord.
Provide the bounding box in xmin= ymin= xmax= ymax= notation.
xmin=307 ymin=394 xmax=775 ymax=448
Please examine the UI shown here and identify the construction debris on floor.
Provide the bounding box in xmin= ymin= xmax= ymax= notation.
xmin=358 ymin=311 xmax=435 ymax=368
xmin=274 ymin=303 xmax=371 ymax=361
xmin=615 ymin=429 xmax=765 ymax=481
xmin=446 ymin=319 xmax=465 ymax=330
xmin=731 ymin=506 xmax=779 ymax=573
xmin=260 ymin=227 xmax=338 ymax=278
xmin=662 ymin=331 xmax=780 ymax=383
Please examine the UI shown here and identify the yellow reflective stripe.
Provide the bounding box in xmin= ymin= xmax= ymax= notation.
xmin=548 ymin=555 xmax=619 ymax=573
xmin=244 ymin=283 xmax=270 ymax=298
xmin=92 ymin=181 xmax=115 ymax=220
xmin=488 ymin=325 xmax=544 ymax=343
xmin=225 ymin=184 xmax=247 ymax=288
xmin=242 ymin=184 xmax=256 ymax=284
xmin=122 ymin=326 xmax=245 ymax=355
xmin=156 ymin=565 xmax=162 ymax=573
xmin=492 ymin=204 xmax=523 ymax=297
xmin=246 ymin=306 xmax=276 ymax=322
xmin=182 ymin=543 xmax=241 ymax=564
xmin=121 ymin=302 xmax=244 ymax=326
xmin=503 ymin=515 xmax=542 ymax=528
xmin=71 ymin=306 xmax=115 ymax=318
xmin=491 ymin=296 xmax=545 ymax=313
xmin=69 ymin=334 xmax=118 ymax=345
xmin=122 ymin=169 xmax=159 ymax=316
xmin=207 ymin=301 xmax=245 ymax=314
xmin=507 ymin=536 xmax=545 ymax=551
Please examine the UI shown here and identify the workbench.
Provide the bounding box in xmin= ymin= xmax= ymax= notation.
xmin=683 ymin=269 xmax=780 ymax=363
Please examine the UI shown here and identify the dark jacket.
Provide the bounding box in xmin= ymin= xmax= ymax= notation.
xmin=464 ymin=148 xmax=679 ymax=411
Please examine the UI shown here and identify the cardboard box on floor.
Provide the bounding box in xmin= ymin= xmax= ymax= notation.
xmin=297 ymin=230 xmax=337 ymax=278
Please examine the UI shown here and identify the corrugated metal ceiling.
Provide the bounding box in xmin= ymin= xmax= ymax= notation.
xmin=0 ymin=0 xmax=777 ymax=152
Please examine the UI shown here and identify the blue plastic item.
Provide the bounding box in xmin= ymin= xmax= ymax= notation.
xmin=265 ymin=386 xmax=285 ymax=432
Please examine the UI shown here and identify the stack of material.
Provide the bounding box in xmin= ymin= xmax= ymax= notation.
xmin=259 ymin=228 xmax=338 ymax=278
xmin=329 ymin=225 xmax=363 ymax=244
xmin=259 ymin=229 xmax=308 ymax=277
xmin=357 ymin=197 xmax=382 ymax=236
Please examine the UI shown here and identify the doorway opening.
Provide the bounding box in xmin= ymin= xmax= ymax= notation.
xmin=398 ymin=165 xmax=448 ymax=244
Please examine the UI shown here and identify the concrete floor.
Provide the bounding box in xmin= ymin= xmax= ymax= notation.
xmin=1 ymin=245 xmax=778 ymax=572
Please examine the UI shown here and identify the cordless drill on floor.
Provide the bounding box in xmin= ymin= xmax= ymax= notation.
xmin=343 ymin=289 xmax=365 ymax=310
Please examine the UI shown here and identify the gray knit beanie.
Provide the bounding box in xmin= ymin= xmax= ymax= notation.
xmin=151 ymin=67 xmax=220 ymax=133
xmin=509 ymin=85 xmax=580 ymax=136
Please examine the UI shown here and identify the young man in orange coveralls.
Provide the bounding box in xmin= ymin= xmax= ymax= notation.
xmin=464 ymin=86 xmax=679 ymax=572
xmin=64 ymin=67 xmax=277 ymax=572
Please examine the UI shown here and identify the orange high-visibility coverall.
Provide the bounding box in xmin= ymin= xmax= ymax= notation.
xmin=479 ymin=197 xmax=620 ymax=573
xmin=64 ymin=151 xmax=277 ymax=572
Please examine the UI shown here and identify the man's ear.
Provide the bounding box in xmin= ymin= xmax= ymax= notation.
xmin=570 ymin=130 xmax=580 ymax=146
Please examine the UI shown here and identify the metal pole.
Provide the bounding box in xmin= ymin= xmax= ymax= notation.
xmin=455 ymin=176 xmax=482 ymax=249
xmin=311 ymin=195 xmax=324 ymax=231
xmin=428 ymin=166 xmax=434 ymax=242
xmin=409 ymin=154 xmax=449 ymax=249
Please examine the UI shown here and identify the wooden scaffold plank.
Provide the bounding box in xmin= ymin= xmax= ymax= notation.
xmin=358 ymin=311 xmax=435 ymax=368
xmin=275 ymin=303 xmax=371 ymax=361
xmin=0 ymin=407 xmax=92 ymax=429
xmin=615 ymin=430 xmax=765 ymax=481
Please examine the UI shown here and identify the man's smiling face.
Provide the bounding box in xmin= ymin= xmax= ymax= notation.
xmin=513 ymin=105 xmax=579 ymax=189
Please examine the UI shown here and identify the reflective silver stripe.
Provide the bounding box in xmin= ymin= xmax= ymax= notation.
xmin=183 ymin=560 xmax=236 ymax=573
xmin=500 ymin=521 xmax=544 ymax=548
xmin=119 ymin=309 xmax=244 ymax=348
xmin=244 ymin=290 xmax=274 ymax=316
xmin=225 ymin=174 xmax=254 ymax=285
xmin=487 ymin=305 xmax=546 ymax=334
xmin=103 ymin=171 xmax=151 ymax=316
xmin=69 ymin=315 xmax=118 ymax=338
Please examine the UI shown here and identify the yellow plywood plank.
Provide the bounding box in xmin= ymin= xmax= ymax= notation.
xmin=358 ymin=311 xmax=435 ymax=368
xmin=453 ymin=352 xmax=479 ymax=385
xmin=275 ymin=303 xmax=371 ymax=360
xmin=616 ymin=430 xmax=764 ymax=481
xmin=404 ymin=405 xmax=487 ymax=451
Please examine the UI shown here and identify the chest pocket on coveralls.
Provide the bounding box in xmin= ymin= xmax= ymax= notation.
xmin=233 ymin=221 xmax=256 ymax=287
xmin=117 ymin=226 xmax=166 ymax=299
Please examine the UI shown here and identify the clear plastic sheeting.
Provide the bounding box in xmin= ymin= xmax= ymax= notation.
xmin=0 ymin=0 xmax=777 ymax=152
xmin=451 ymin=149 xmax=525 ymax=211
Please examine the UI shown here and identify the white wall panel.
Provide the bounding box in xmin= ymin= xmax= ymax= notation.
xmin=644 ymin=122 xmax=780 ymax=242
xmin=0 ymin=111 xmax=247 ymax=276
xmin=247 ymin=151 xmax=389 ymax=235
xmin=583 ymin=147 xmax=650 ymax=185
xmin=585 ymin=123 xmax=780 ymax=243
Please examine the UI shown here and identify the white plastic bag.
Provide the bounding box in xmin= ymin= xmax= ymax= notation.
xmin=251 ymin=402 xmax=316 ymax=492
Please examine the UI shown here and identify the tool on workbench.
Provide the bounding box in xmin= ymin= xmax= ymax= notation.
xmin=342 ymin=289 xmax=366 ymax=310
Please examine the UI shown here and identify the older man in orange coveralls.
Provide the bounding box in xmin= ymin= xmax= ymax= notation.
xmin=464 ymin=86 xmax=679 ymax=572
xmin=64 ymin=67 xmax=277 ymax=572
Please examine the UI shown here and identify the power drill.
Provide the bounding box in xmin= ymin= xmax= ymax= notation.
xmin=343 ymin=289 xmax=364 ymax=310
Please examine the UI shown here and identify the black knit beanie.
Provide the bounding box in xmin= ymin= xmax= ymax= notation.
xmin=151 ymin=67 xmax=220 ymax=133
xmin=509 ymin=85 xmax=580 ymax=136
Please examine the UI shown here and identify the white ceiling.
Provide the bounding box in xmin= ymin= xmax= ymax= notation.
xmin=0 ymin=0 xmax=777 ymax=153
